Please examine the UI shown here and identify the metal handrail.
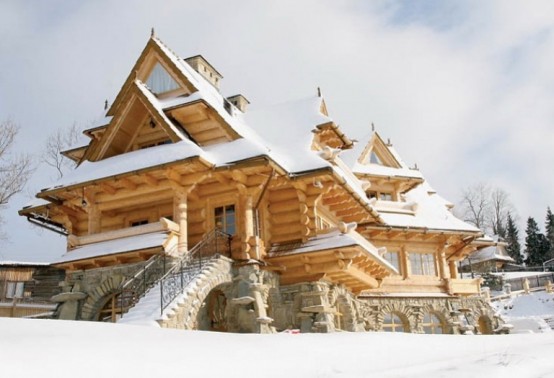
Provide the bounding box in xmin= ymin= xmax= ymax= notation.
xmin=118 ymin=253 xmax=167 ymax=318
xmin=159 ymin=228 xmax=231 ymax=314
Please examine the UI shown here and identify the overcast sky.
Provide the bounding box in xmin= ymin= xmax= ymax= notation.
xmin=1 ymin=0 xmax=553 ymax=262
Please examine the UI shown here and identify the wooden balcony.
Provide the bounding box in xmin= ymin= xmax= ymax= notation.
xmin=449 ymin=278 xmax=482 ymax=296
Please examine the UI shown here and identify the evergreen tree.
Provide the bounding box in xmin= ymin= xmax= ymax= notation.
xmin=525 ymin=217 xmax=549 ymax=266
xmin=505 ymin=213 xmax=523 ymax=264
xmin=546 ymin=207 xmax=554 ymax=261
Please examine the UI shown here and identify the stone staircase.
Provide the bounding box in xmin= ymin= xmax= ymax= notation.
xmin=118 ymin=255 xmax=233 ymax=328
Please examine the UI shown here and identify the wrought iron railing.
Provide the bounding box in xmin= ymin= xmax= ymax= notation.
xmin=159 ymin=228 xmax=231 ymax=314
xmin=118 ymin=253 xmax=167 ymax=317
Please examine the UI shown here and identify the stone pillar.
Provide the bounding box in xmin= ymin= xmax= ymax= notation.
xmin=174 ymin=189 xmax=188 ymax=254
xmin=546 ymin=280 xmax=553 ymax=293
xmin=481 ymin=286 xmax=491 ymax=302
xmin=523 ymin=278 xmax=530 ymax=294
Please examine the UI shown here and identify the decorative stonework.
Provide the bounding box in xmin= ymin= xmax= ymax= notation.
xmin=159 ymin=256 xmax=235 ymax=330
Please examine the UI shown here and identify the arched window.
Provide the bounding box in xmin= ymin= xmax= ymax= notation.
xmin=382 ymin=312 xmax=408 ymax=333
xmin=422 ymin=313 xmax=445 ymax=334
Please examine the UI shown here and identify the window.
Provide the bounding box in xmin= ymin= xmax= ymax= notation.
xmin=409 ymin=252 xmax=436 ymax=276
xmin=380 ymin=193 xmax=393 ymax=201
xmin=316 ymin=216 xmax=331 ymax=230
xmin=383 ymin=251 xmax=400 ymax=272
xmin=6 ymin=281 xmax=25 ymax=299
xmin=369 ymin=151 xmax=383 ymax=165
xmin=145 ymin=62 xmax=180 ymax=95
xmin=382 ymin=313 xmax=407 ymax=332
xmin=215 ymin=205 xmax=235 ymax=235
xmin=131 ymin=219 xmax=149 ymax=227
xmin=422 ymin=313 xmax=445 ymax=334
xmin=139 ymin=139 xmax=172 ymax=150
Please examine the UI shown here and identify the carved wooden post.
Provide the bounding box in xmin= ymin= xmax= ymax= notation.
xmin=174 ymin=189 xmax=188 ymax=254
xmin=86 ymin=190 xmax=101 ymax=235
xmin=437 ymin=247 xmax=449 ymax=280
xmin=449 ymin=260 xmax=459 ymax=279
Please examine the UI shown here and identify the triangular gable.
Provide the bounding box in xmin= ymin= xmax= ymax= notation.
xmin=106 ymin=36 xmax=198 ymax=118
xmin=357 ymin=132 xmax=402 ymax=168
xmin=145 ymin=62 xmax=181 ymax=95
xmin=85 ymin=80 xmax=189 ymax=162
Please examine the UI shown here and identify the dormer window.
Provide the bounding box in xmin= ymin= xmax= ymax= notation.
xmin=370 ymin=151 xmax=383 ymax=165
xmin=146 ymin=62 xmax=180 ymax=95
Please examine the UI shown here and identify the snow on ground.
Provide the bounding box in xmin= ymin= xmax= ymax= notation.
xmin=2 ymin=317 xmax=554 ymax=378
xmin=493 ymin=291 xmax=554 ymax=333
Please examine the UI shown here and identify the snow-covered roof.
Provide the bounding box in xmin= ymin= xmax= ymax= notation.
xmin=41 ymin=141 xmax=204 ymax=192
xmin=269 ymin=229 xmax=398 ymax=274
xmin=377 ymin=182 xmax=481 ymax=233
xmin=0 ymin=261 xmax=51 ymax=267
xmin=461 ymin=244 xmax=514 ymax=265
xmin=54 ymin=232 xmax=168 ymax=264
xmin=351 ymin=162 xmax=424 ymax=180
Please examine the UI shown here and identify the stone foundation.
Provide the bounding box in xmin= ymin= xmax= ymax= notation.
xmin=55 ymin=259 xmax=502 ymax=334
xmin=268 ymin=281 xmax=501 ymax=334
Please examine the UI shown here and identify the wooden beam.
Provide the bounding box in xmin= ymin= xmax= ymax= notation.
xmin=118 ymin=178 xmax=137 ymax=191
xmin=99 ymin=183 xmax=117 ymax=195
xmin=143 ymin=174 xmax=158 ymax=187
xmin=346 ymin=266 xmax=379 ymax=288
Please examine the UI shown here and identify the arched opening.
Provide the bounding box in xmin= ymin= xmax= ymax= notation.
xmin=478 ymin=315 xmax=493 ymax=334
xmin=382 ymin=312 xmax=410 ymax=333
xmin=422 ymin=312 xmax=446 ymax=334
xmin=97 ymin=293 xmax=122 ymax=322
xmin=197 ymin=288 xmax=228 ymax=332
xmin=334 ymin=296 xmax=356 ymax=331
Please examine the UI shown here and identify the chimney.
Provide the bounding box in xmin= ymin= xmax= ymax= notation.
xmin=184 ymin=55 xmax=223 ymax=91
xmin=226 ymin=94 xmax=250 ymax=113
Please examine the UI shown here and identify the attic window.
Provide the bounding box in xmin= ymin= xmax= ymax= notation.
xmin=369 ymin=151 xmax=383 ymax=165
xmin=146 ymin=63 xmax=180 ymax=95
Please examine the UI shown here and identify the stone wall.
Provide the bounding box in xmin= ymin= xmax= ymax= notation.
xmin=268 ymin=281 xmax=501 ymax=334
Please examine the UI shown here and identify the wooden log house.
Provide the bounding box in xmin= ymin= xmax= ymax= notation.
xmin=19 ymin=33 xmax=502 ymax=334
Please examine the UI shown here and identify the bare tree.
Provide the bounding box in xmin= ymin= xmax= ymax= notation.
xmin=459 ymin=183 xmax=515 ymax=237
xmin=490 ymin=188 xmax=513 ymax=238
xmin=460 ymin=183 xmax=491 ymax=231
xmin=42 ymin=123 xmax=80 ymax=179
xmin=0 ymin=120 xmax=35 ymax=238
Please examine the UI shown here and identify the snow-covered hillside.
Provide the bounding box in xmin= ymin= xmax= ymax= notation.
xmin=2 ymin=316 xmax=554 ymax=378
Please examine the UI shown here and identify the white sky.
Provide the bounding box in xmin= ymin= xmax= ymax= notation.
xmin=1 ymin=0 xmax=553 ymax=261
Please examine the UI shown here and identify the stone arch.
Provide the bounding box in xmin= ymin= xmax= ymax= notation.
xmin=328 ymin=285 xmax=358 ymax=331
xmin=162 ymin=257 xmax=234 ymax=330
xmin=80 ymin=274 xmax=127 ymax=321
xmin=379 ymin=302 xmax=413 ymax=332
xmin=196 ymin=284 xmax=231 ymax=331
xmin=477 ymin=315 xmax=494 ymax=335
xmin=421 ymin=304 xmax=452 ymax=334
xmin=463 ymin=298 xmax=497 ymax=334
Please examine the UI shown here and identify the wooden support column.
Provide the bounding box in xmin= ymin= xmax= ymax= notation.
xmin=437 ymin=247 xmax=449 ymax=280
xmin=85 ymin=190 xmax=101 ymax=235
xmin=400 ymin=246 xmax=409 ymax=279
xmin=449 ymin=260 xmax=459 ymax=279
xmin=174 ymin=189 xmax=188 ymax=254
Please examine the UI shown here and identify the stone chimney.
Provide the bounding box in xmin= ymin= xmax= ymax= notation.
xmin=184 ymin=55 xmax=223 ymax=90
xmin=226 ymin=94 xmax=250 ymax=113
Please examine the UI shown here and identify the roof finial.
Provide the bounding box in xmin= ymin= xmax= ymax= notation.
xmin=387 ymin=138 xmax=391 ymax=145
xmin=317 ymin=87 xmax=321 ymax=97
xmin=151 ymin=27 xmax=155 ymax=38
xmin=371 ymin=122 xmax=375 ymax=132
xmin=104 ymin=99 xmax=108 ymax=111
